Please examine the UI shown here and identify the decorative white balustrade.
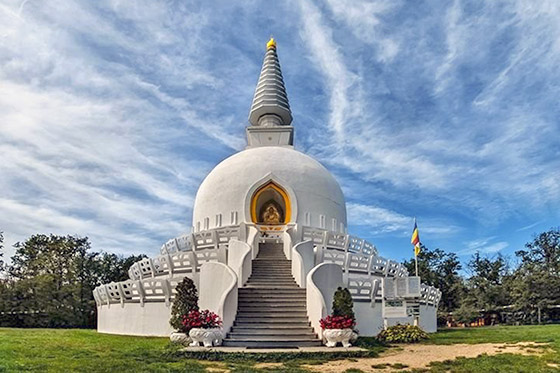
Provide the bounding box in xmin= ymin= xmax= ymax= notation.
xmin=94 ymin=227 xmax=237 ymax=307
xmin=301 ymin=226 xmax=409 ymax=278
xmin=159 ymin=225 xmax=241 ymax=254
xmin=301 ymin=226 xmax=440 ymax=307
xmin=94 ymin=224 xmax=440 ymax=308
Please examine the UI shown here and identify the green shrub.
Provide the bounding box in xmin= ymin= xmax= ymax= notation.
xmin=169 ymin=277 xmax=198 ymax=332
xmin=376 ymin=324 xmax=428 ymax=343
xmin=332 ymin=287 xmax=355 ymax=321
xmin=453 ymin=302 xmax=479 ymax=325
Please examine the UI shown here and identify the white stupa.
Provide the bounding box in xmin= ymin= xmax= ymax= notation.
xmin=94 ymin=39 xmax=441 ymax=347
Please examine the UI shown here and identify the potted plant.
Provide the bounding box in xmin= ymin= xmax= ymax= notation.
xmin=183 ymin=309 xmax=223 ymax=347
xmin=320 ymin=287 xmax=358 ymax=347
xmin=169 ymin=277 xmax=199 ymax=345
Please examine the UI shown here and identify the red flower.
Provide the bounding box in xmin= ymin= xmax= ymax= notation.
xmin=181 ymin=309 xmax=222 ymax=329
xmin=319 ymin=315 xmax=356 ymax=330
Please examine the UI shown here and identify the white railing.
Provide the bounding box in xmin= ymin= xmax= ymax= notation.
xmin=420 ymin=284 xmax=442 ymax=306
xmin=301 ymin=227 xmax=440 ymax=307
xmin=127 ymin=246 xmax=227 ymax=281
xmin=302 ymin=226 xmax=378 ymax=256
xmin=159 ymin=225 xmax=241 ymax=255
xmin=302 ymin=226 xmax=409 ymax=278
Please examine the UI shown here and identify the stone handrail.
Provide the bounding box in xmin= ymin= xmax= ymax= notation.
xmin=306 ymin=263 xmax=344 ymax=339
xmin=198 ymin=262 xmax=238 ymax=335
xmin=291 ymin=240 xmax=315 ymax=288
xmin=227 ymin=240 xmax=253 ymax=287
xmin=127 ymin=246 xmax=227 ymax=281
xmin=300 ymin=226 xmax=440 ymax=307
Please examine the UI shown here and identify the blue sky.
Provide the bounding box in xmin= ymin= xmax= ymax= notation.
xmin=1 ymin=0 xmax=559 ymax=266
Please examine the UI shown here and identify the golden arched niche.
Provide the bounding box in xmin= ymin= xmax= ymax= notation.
xmin=250 ymin=181 xmax=291 ymax=225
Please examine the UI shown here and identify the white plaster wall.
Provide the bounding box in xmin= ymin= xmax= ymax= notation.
xmin=97 ymin=302 xmax=173 ymax=337
xmin=306 ymin=263 xmax=344 ymax=339
xmin=199 ymin=262 xmax=238 ymax=334
xmin=227 ymin=240 xmax=252 ymax=287
xmin=193 ymin=147 xmax=346 ymax=232
xmin=291 ymin=240 xmax=315 ymax=288
xmin=419 ymin=304 xmax=438 ymax=333
xmin=385 ymin=316 xmax=415 ymax=327
xmin=353 ymin=301 xmax=384 ymax=337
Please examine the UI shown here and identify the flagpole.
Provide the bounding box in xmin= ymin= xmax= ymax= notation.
xmin=415 ymin=249 xmax=418 ymax=277
xmin=413 ymin=217 xmax=418 ymax=277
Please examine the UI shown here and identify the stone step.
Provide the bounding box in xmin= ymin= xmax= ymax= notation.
xmin=247 ymin=281 xmax=296 ymax=284
xmin=244 ymin=285 xmax=300 ymax=289
xmin=222 ymin=339 xmax=322 ymax=348
xmin=238 ymin=298 xmax=306 ymax=304
xmin=253 ymin=259 xmax=290 ymax=262
xmin=228 ymin=332 xmax=317 ymax=339
xmin=238 ymin=307 xmax=306 ymax=313
xmin=232 ymin=322 xmax=312 ymax=329
xmin=231 ymin=326 xmax=314 ymax=333
xmin=238 ymin=289 xmax=305 ymax=294
xmin=250 ymin=268 xmax=293 ymax=272
xmin=238 ymin=300 xmax=306 ymax=306
xmin=235 ymin=316 xmax=310 ymax=324
xmin=248 ymin=275 xmax=295 ymax=278
xmin=236 ymin=312 xmax=308 ymax=319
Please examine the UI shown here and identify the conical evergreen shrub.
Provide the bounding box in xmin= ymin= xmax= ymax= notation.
xmin=169 ymin=277 xmax=199 ymax=332
xmin=332 ymin=287 xmax=355 ymax=321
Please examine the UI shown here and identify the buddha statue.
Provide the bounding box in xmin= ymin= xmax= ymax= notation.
xmin=261 ymin=203 xmax=281 ymax=225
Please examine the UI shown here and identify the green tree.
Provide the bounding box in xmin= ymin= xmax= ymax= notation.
xmin=0 ymin=232 xmax=4 ymax=275
xmin=463 ymin=252 xmax=510 ymax=313
xmin=403 ymin=245 xmax=464 ymax=312
xmin=332 ymin=287 xmax=355 ymax=320
xmin=1 ymin=234 xmax=147 ymax=328
xmin=510 ymin=228 xmax=560 ymax=323
xmin=169 ymin=277 xmax=199 ymax=332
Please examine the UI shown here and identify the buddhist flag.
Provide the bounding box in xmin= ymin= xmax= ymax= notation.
xmin=411 ymin=219 xmax=421 ymax=256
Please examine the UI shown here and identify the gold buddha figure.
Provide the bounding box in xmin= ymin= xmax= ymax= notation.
xmin=261 ymin=203 xmax=281 ymax=225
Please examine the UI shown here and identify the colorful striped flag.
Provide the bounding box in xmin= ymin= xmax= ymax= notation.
xmin=411 ymin=219 xmax=421 ymax=256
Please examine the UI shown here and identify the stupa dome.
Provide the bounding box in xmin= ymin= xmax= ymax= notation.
xmin=192 ymin=146 xmax=347 ymax=232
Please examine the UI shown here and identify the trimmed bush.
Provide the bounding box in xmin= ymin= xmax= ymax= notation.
xmin=376 ymin=324 xmax=428 ymax=343
xmin=169 ymin=277 xmax=199 ymax=332
xmin=332 ymin=287 xmax=355 ymax=321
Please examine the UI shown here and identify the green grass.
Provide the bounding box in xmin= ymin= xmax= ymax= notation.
xmin=1 ymin=325 xmax=559 ymax=372
xmin=419 ymin=324 xmax=560 ymax=372
xmin=0 ymin=328 xmax=383 ymax=372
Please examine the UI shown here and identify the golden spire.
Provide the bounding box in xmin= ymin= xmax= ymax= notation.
xmin=266 ymin=37 xmax=276 ymax=50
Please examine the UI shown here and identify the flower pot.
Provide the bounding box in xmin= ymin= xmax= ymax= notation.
xmin=323 ymin=328 xmax=357 ymax=347
xmin=169 ymin=332 xmax=191 ymax=345
xmin=188 ymin=328 xmax=223 ymax=347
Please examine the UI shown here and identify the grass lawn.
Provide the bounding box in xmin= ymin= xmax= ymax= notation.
xmin=0 ymin=325 xmax=559 ymax=372
xmin=420 ymin=324 xmax=560 ymax=372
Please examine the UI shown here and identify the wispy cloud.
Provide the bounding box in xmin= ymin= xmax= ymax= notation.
xmin=458 ymin=238 xmax=508 ymax=256
xmin=0 ymin=0 xmax=558 ymax=263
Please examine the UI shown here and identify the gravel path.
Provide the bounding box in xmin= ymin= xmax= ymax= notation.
xmin=303 ymin=342 xmax=549 ymax=372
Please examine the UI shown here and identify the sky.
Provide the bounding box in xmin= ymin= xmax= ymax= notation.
xmin=1 ymin=0 xmax=559 ymax=267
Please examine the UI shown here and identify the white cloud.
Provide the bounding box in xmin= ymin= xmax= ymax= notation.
xmin=458 ymin=237 xmax=508 ymax=255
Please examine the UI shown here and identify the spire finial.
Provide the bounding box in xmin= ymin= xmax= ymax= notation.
xmin=267 ymin=37 xmax=276 ymax=50
xmin=248 ymin=37 xmax=292 ymax=128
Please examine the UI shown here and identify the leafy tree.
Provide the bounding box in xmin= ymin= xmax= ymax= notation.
xmin=0 ymin=234 xmax=147 ymax=328
xmin=510 ymin=228 xmax=560 ymax=323
xmin=332 ymin=287 xmax=355 ymax=321
xmin=463 ymin=252 xmax=510 ymax=313
xmin=453 ymin=302 xmax=479 ymax=325
xmin=170 ymin=277 xmax=199 ymax=332
xmin=403 ymin=245 xmax=464 ymax=312
xmin=0 ymin=231 xmax=4 ymax=271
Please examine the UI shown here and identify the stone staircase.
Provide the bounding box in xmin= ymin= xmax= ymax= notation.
xmin=223 ymin=243 xmax=321 ymax=347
